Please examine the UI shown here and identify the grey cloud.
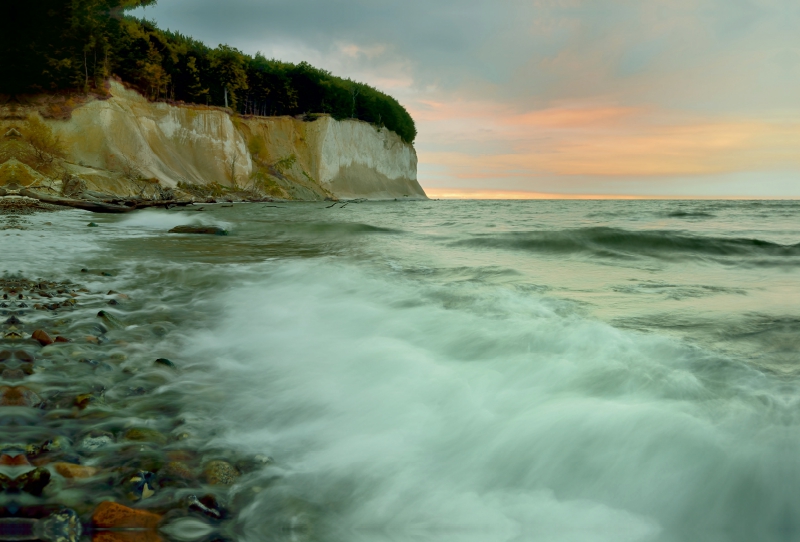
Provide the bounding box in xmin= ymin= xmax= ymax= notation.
xmin=136 ymin=0 xmax=536 ymax=88
xmin=138 ymin=0 xmax=800 ymax=113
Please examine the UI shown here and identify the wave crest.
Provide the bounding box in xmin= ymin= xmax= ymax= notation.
xmin=453 ymin=227 xmax=800 ymax=262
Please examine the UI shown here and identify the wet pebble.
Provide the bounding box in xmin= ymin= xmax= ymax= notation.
xmin=158 ymin=461 xmax=196 ymax=487
xmin=15 ymin=467 xmax=52 ymax=496
xmin=92 ymin=501 xmax=162 ymax=529
xmin=203 ymin=461 xmax=240 ymax=486
xmin=155 ymin=358 xmax=176 ymax=368
xmin=168 ymin=225 xmax=228 ymax=236
xmin=97 ymin=310 xmax=123 ymax=329
xmin=126 ymin=470 xmax=157 ymax=501
xmin=124 ymin=428 xmax=168 ymax=446
xmin=54 ymin=462 xmax=100 ymax=479
xmin=32 ymin=329 xmax=54 ymax=346
xmin=187 ymin=494 xmax=227 ymax=520
xmin=80 ymin=432 xmax=114 ymax=452
xmin=1 ymin=368 xmax=26 ymax=380
xmin=0 ymin=385 xmax=43 ymax=407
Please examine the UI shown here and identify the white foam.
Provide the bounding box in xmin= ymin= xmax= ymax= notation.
xmin=0 ymin=210 xmax=103 ymax=276
xmin=117 ymin=209 xmax=231 ymax=230
xmin=177 ymin=259 xmax=793 ymax=540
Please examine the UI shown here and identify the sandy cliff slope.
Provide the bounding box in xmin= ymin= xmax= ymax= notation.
xmin=0 ymin=82 xmax=425 ymax=200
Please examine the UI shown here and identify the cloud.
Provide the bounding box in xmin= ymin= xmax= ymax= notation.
xmin=136 ymin=0 xmax=800 ymax=104
xmin=415 ymin=95 xmax=800 ymax=195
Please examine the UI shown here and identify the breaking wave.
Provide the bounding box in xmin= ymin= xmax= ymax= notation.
xmin=453 ymin=227 xmax=800 ymax=263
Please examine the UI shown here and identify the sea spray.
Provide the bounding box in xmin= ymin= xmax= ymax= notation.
xmin=176 ymin=259 xmax=800 ymax=541
xmin=118 ymin=209 xmax=233 ymax=231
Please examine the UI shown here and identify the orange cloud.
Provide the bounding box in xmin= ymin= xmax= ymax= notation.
xmin=506 ymin=106 xmax=640 ymax=128
xmin=410 ymin=97 xmax=800 ymax=180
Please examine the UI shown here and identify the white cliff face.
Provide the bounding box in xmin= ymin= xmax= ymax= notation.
xmin=240 ymin=115 xmax=424 ymax=200
xmin=46 ymin=82 xmax=425 ymax=200
xmin=316 ymin=117 xmax=422 ymax=200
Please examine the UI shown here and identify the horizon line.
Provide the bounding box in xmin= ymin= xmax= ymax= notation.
xmin=422 ymin=188 xmax=799 ymax=201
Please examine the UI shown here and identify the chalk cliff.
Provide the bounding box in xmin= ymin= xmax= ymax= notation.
xmin=1 ymin=82 xmax=425 ymax=201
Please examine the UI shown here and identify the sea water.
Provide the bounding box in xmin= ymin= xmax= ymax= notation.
xmin=3 ymin=200 xmax=799 ymax=542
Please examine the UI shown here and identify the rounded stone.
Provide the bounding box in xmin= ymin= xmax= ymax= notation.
xmin=92 ymin=501 xmax=162 ymax=529
xmin=54 ymin=462 xmax=100 ymax=479
xmin=203 ymin=460 xmax=240 ymax=486
xmin=31 ymin=329 xmax=54 ymax=346
xmin=124 ymin=428 xmax=168 ymax=446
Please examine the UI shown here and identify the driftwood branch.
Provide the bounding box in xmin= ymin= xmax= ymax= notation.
xmin=19 ymin=189 xmax=135 ymax=213
xmin=14 ymin=189 xmax=194 ymax=213
xmin=127 ymin=199 xmax=193 ymax=209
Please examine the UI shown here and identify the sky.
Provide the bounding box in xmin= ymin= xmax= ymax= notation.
xmin=134 ymin=0 xmax=800 ymax=198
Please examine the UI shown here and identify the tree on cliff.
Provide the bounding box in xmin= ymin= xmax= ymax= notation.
xmin=209 ymin=45 xmax=248 ymax=110
xmin=1 ymin=0 xmax=417 ymax=143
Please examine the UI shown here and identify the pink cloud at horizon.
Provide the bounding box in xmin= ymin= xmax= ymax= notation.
xmin=408 ymin=96 xmax=800 ymax=194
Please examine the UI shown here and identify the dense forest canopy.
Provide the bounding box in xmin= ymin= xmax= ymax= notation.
xmin=1 ymin=0 xmax=416 ymax=143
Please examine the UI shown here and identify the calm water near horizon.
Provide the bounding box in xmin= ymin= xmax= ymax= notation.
xmin=4 ymin=199 xmax=800 ymax=542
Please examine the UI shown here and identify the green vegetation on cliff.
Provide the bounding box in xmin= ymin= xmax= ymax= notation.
xmin=2 ymin=0 xmax=417 ymax=143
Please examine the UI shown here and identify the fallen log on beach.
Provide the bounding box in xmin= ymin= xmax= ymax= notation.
xmin=128 ymin=199 xmax=194 ymax=209
xmin=79 ymin=191 xmax=192 ymax=209
xmin=19 ymin=189 xmax=136 ymax=213
xmin=14 ymin=189 xmax=195 ymax=213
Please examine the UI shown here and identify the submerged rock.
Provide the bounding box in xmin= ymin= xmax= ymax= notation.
xmin=168 ymin=225 xmax=228 ymax=236
xmin=92 ymin=501 xmax=162 ymax=529
xmin=15 ymin=467 xmax=52 ymax=496
xmin=158 ymin=461 xmax=196 ymax=487
xmin=187 ymin=494 xmax=226 ymax=520
xmin=2 ymin=368 xmax=26 ymax=380
xmin=80 ymin=432 xmax=114 ymax=452
xmin=124 ymin=428 xmax=168 ymax=446
xmin=73 ymin=393 xmax=96 ymax=410
xmin=54 ymin=462 xmax=100 ymax=479
xmin=97 ymin=310 xmax=124 ymax=329
xmin=0 ymin=509 xmax=82 ymax=542
xmin=0 ymin=453 xmax=31 ymax=466
xmin=35 ymin=509 xmax=82 ymax=542
xmin=154 ymin=358 xmax=176 ymax=368
xmin=31 ymin=329 xmax=54 ymax=346
xmin=0 ymin=385 xmax=43 ymax=407
xmin=127 ymin=470 xmax=157 ymax=501
xmin=202 ymin=460 xmax=240 ymax=486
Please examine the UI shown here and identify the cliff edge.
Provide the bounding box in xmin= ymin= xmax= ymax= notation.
xmin=0 ymin=82 xmax=426 ymax=201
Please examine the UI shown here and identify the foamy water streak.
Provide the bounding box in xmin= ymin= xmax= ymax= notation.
xmin=179 ymin=260 xmax=799 ymax=542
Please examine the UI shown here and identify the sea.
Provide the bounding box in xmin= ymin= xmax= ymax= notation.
xmin=3 ymin=199 xmax=799 ymax=542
